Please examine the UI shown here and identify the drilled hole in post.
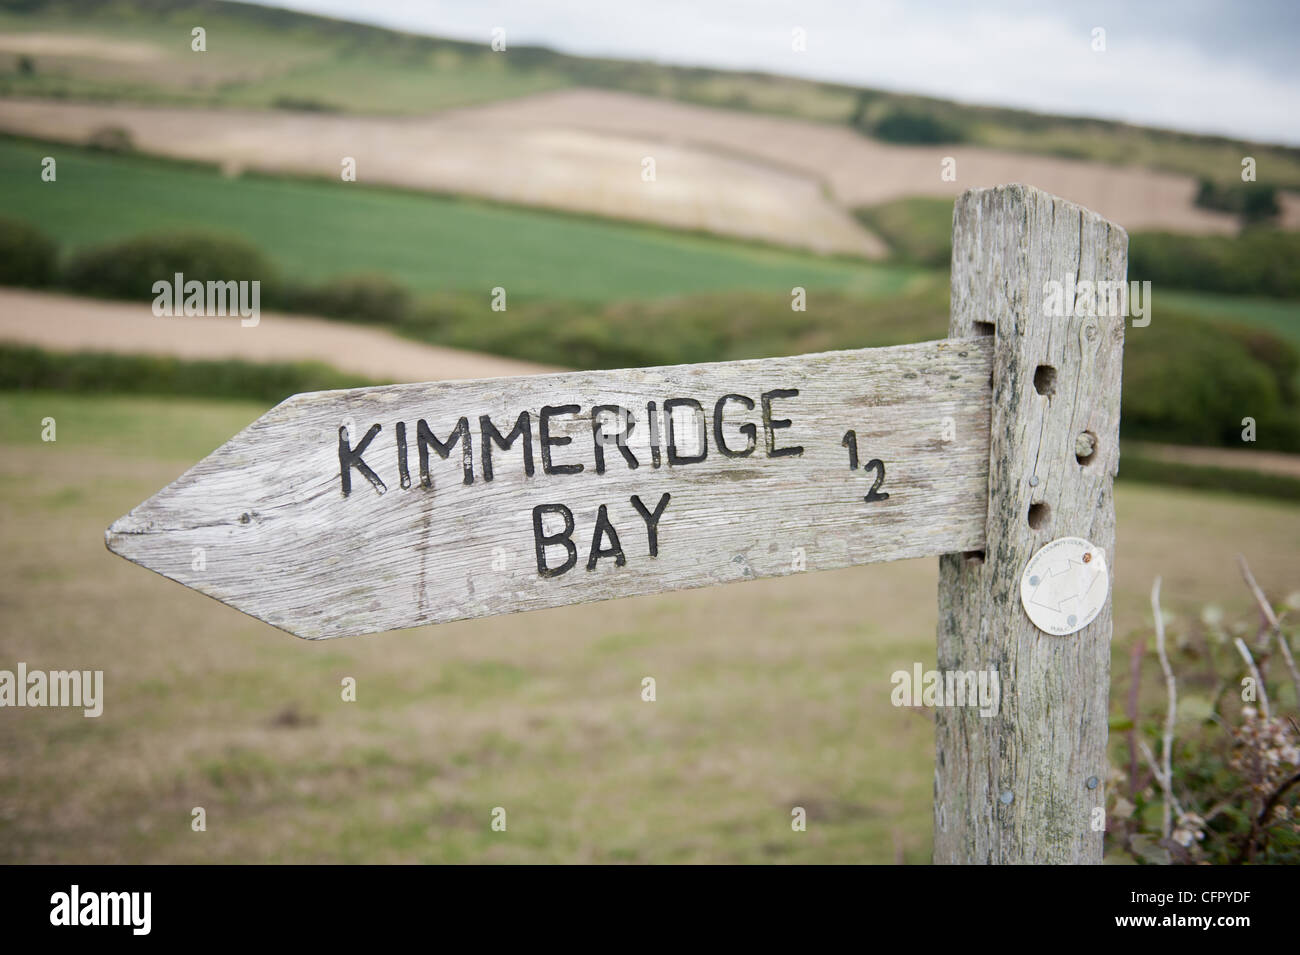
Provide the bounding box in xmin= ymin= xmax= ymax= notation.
xmin=1033 ymin=365 xmax=1057 ymax=396
xmin=1027 ymin=502 xmax=1050 ymax=530
xmin=973 ymin=320 xmax=995 ymax=337
xmin=963 ymin=550 xmax=985 ymax=565
xmin=1076 ymin=430 xmax=1098 ymax=466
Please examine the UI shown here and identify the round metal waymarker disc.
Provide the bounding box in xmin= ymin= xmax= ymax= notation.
xmin=1019 ymin=536 xmax=1109 ymax=636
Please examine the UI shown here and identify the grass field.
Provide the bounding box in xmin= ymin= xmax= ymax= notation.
xmin=0 ymin=97 xmax=884 ymax=257
xmin=4 ymin=130 xmax=1296 ymax=456
xmin=0 ymin=3 xmax=570 ymax=112
xmin=853 ymin=197 xmax=955 ymax=268
xmin=7 ymin=134 xmax=1296 ymax=332
xmin=1159 ymin=291 xmax=1300 ymax=349
xmin=0 ymin=137 xmax=918 ymax=303
xmin=1 ymin=389 xmax=1297 ymax=863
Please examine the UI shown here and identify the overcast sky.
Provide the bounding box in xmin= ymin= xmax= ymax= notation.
xmin=259 ymin=0 xmax=1300 ymax=145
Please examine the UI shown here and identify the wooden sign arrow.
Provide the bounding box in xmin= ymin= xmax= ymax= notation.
xmin=106 ymin=338 xmax=993 ymax=638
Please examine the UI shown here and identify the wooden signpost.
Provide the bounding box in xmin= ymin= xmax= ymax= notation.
xmin=106 ymin=184 xmax=1126 ymax=865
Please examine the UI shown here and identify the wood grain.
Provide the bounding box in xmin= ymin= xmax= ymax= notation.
xmin=935 ymin=184 xmax=1126 ymax=864
xmin=107 ymin=339 xmax=993 ymax=639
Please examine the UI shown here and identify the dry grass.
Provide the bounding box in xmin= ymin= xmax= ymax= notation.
xmin=0 ymin=288 xmax=557 ymax=383
xmin=1124 ymin=442 xmax=1300 ymax=479
xmin=0 ymin=33 xmax=161 ymax=63
xmin=458 ymin=90 xmax=1277 ymax=234
xmin=0 ymin=391 xmax=1297 ymax=863
xmin=0 ymin=97 xmax=884 ymax=258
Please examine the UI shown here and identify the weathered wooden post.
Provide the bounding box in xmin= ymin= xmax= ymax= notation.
xmin=935 ymin=184 xmax=1127 ymax=863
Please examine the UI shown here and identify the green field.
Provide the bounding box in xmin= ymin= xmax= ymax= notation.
xmin=1160 ymin=291 xmax=1300 ymax=349
xmin=0 ymin=1 xmax=571 ymax=113
xmin=0 ymin=137 xmax=920 ymax=303
xmin=853 ymin=197 xmax=955 ymax=268
xmin=1 ymin=389 xmax=1297 ymax=863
